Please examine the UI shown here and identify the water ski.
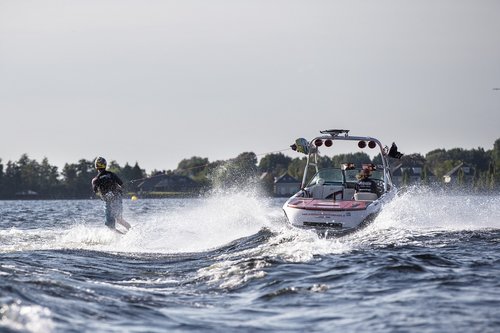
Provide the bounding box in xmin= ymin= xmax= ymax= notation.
xmin=113 ymin=228 xmax=126 ymax=235
xmin=111 ymin=218 xmax=131 ymax=235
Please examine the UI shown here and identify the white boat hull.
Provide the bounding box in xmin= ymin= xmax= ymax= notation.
xmin=283 ymin=190 xmax=395 ymax=231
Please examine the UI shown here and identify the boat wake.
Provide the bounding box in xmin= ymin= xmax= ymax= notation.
xmin=1 ymin=187 xmax=499 ymax=259
xmin=196 ymin=187 xmax=500 ymax=289
xmin=0 ymin=189 xmax=279 ymax=254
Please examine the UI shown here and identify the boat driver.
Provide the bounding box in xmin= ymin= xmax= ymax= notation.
xmin=91 ymin=157 xmax=131 ymax=233
xmin=355 ymin=169 xmax=381 ymax=197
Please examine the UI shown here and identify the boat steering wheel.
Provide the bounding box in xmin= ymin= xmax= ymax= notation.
xmin=374 ymin=179 xmax=385 ymax=194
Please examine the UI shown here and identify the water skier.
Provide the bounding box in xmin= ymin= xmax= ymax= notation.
xmin=91 ymin=157 xmax=131 ymax=234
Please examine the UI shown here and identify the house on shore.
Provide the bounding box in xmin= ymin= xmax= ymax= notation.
xmin=14 ymin=190 xmax=39 ymax=199
xmin=391 ymin=164 xmax=436 ymax=187
xmin=274 ymin=173 xmax=301 ymax=197
xmin=443 ymin=162 xmax=475 ymax=187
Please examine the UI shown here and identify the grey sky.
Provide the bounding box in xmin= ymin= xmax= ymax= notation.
xmin=1 ymin=0 xmax=499 ymax=172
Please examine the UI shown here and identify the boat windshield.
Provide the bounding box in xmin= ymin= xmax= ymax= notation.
xmin=307 ymin=168 xmax=344 ymax=186
xmin=344 ymin=169 xmax=359 ymax=183
xmin=345 ymin=169 xmax=385 ymax=184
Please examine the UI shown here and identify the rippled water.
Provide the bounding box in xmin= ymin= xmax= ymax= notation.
xmin=1 ymin=188 xmax=500 ymax=332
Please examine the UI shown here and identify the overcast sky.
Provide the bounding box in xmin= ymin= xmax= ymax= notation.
xmin=1 ymin=0 xmax=499 ymax=172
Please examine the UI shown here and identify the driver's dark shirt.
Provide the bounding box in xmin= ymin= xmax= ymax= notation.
xmin=355 ymin=178 xmax=380 ymax=197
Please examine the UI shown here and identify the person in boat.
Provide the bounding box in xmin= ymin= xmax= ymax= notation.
xmin=355 ymin=168 xmax=381 ymax=197
xmin=344 ymin=162 xmax=356 ymax=170
xmin=91 ymin=156 xmax=131 ymax=233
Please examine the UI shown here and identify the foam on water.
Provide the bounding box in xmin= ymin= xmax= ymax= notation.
xmin=0 ymin=189 xmax=277 ymax=254
xmin=196 ymin=187 xmax=500 ymax=288
xmin=0 ymin=228 xmax=59 ymax=253
xmin=105 ymin=189 xmax=276 ymax=253
xmin=375 ymin=187 xmax=500 ymax=231
xmin=0 ymin=300 xmax=54 ymax=333
xmin=196 ymin=226 xmax=353 ymax=289
xmin=125 ymin=190 xmax=274 ymax=253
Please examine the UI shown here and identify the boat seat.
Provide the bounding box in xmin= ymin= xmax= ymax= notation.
xmin=311 ymin=185 xmax=344 ymax=199
xmin=354 ymin=192 xmax=378 ymax=201
xmin=343 ymin=188 xmax=355 ymax=200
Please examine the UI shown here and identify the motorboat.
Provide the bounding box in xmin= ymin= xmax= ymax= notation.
xmin=282 ymin=129 xmax=402 ymax=235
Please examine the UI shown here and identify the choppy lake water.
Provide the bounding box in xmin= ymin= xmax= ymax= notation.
xmin=1 ymin=188 xmax=500 ymax=332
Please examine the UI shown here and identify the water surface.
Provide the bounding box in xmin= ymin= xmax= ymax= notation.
xmin=1 ymin=189 xmax=500 ymax=332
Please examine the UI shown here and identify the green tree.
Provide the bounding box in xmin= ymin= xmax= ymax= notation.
xmin=421 ymin=165 xmax=429 ymax=185
xmin=38 ymin=157 xmax=60 ymax=197
xmin=425 ymin=149 xmax=447 ymax=177
xmin=258 ymin=153 xmax=292 ymax=176
xmin=234 ymin=152 xmax=258 ymax=173
xmin=287 ymin=157 xmax=308 ymax=184
xmin=209 ymin=152 xmax=258 ymax=188
xmin=61 ymin=159 xmax=95 ymax=198
xmin=3 ymin=161 xmax=20 ymax=197
xmin=468 ymin=148 xmax=490 ymax=172
xmin=331 ymin=152 xmax=371 ymax=167
xmin=373 ymin=153 xmax=383 ymax=165
xmin=315 ymin=155 xmax=333 ymax=169
xmin=107 ymin=160 xmax=122 ymax=175
xmin=426 ymin=147 xmax=491 ymax=181
xmin=120 ymin=163 xmax=134 ymax=182
xmin=492 ymin=138 xmax=500 ymax=189
xmin=125 ymin=162 xmax=147 ymax=192
xmin=77 ymin=159 xmax=96 ymax=198
xmin=401 ymin=153 xmax=426 ymax=167
xmin=176 ymin=156 xmax=209 ymax=179
xmin=17 ymin=154 xmax=41 ymax=192
xmin=131 ymin=162 xmax=146 ymax=180
xmin=435 ymin=160 xmax=459 ymax=179
xmin=489 ymin=161 xmax=496 ymax=191
xmin=0 ymin=159 xmax=3 ymax=197
xmin=62 ymin=163 xmax=77 ymax=183
xmin=0 ymin=155 xmax=60 ymax=198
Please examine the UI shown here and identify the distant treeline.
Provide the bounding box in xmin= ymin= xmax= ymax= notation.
xmin=0 ymin=138 xmax=499 ymax=199
xmin=0 ymin=156 xmax=147 ymax=199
